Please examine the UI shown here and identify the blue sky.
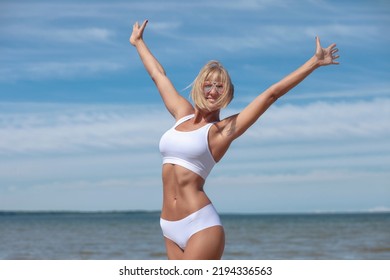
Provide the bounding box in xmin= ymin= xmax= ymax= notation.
xmin=1 ymin=0 xmax=389 ymax=213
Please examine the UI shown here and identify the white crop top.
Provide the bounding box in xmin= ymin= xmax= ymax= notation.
xmin=159 ymin=114 xmax=216 ymax=180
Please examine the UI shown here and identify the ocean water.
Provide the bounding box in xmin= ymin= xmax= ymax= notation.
xmin=0 ymin=211 xmax=389 ymax=260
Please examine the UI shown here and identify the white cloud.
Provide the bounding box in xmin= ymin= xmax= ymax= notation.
xmin=1 ymin=97 xmax=388 ymax=155
xmin=367 ymin=206 xmax=390 ymax=213
xmin=304 ymin=24 xmax=384 ymax=43
xmin=148 ymin=21 xmax=182 ymax=34
xmin=4 ymin=25 xmax=114 ymax=44
xmin=283 ymin=83 xmax=390 ymax=101
xmin=51 ymin=27 xmax=114 ymax=43
xmin=25 ymin=61 xmax=123 ymax=80
xmin=0 ymin=58 xmax=126 ymax=81
xmin=0 ymin=103 xmax=170 ymax=155
xmin=226 ymin=98 xmax=390 ymax=143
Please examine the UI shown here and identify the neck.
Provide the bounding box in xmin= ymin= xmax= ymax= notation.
xmin=194 ymin=108 xmax=220 ymax=123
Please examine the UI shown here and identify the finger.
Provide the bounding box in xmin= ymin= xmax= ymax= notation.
xmin=140 ymin=19 xmax=148 ymax=30
xmin=332 ymin=55 xmax=340 ymax=64
xmin=316 ymin=36 xmax=321 ymax=49
xmin=327 ymin=43 xmax=337 ymax=51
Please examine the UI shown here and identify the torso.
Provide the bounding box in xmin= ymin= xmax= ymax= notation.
xmin=159 ymin=113 xmax=232 ymax=221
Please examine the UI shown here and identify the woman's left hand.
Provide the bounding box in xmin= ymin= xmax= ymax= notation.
xmin=130 ymin=20 xmax=148 ymax=46
xmin=315 ymin=36 xmax=339 ymax=66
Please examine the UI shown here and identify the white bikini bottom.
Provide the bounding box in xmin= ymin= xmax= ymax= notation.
xmin=160 ymin=204 xmax=222 ymax=250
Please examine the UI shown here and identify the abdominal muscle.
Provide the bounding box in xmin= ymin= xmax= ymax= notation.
xmin=160 ymin=164 xmax=212 ymax=221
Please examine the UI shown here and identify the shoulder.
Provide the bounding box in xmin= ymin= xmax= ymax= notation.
xmin=174 ymin=107 xmax=195 ymax=121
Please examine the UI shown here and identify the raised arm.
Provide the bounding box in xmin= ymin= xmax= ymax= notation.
xmin=130 ymin=20 xmax=193 ymax=119
xmin=223 ymin=36 xmax=339 ymax=140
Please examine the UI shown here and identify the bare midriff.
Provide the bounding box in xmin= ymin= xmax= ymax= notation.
xmin=160 ymin=164 xmax=212 ymax=221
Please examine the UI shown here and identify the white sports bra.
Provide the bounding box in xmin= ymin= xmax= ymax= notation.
xmin=159 ymin=114 xmax=216 ymax=180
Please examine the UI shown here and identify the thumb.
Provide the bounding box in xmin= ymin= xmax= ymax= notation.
xmin=316 ymin=36 xmax=321 ymax=50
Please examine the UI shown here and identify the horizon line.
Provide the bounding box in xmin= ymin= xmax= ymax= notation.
xmin=1 ymin=209 xmax=389 ymax=215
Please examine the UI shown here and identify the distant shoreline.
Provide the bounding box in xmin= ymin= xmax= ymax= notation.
xmin=1 ymin=210 xmax=389 ymax=216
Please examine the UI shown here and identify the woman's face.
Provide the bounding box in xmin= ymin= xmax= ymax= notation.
xmin=202 ymin=74 xmax=224 ymax=111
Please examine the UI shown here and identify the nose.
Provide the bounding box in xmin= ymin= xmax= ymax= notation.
xmin=209 ymin=85 xmax=218 ymax=93
xmin=208 ymin=88 xmax=221 ymax=99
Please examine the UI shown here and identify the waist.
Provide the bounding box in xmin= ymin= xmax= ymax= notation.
xmin=161 ymin=200 xmax=214 ymax=221
xmin=161 ymin=164 xmax=212 ymax=220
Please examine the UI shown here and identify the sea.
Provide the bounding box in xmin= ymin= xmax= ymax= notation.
xmin=0 ymin=211 xmax=389 ymax=260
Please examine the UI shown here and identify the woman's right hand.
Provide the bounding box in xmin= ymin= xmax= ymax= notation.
xmin=314 ymin=36 xmax=339 ymax=66
xmin=130 ymin=20 xmax=148 ymax=46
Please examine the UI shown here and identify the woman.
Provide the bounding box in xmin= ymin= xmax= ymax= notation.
xmin=130 ymin=20 xmax=339 ymax=260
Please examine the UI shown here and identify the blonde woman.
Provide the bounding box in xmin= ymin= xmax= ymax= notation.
xmin=130 ymin=20 xmax=339 ymax=260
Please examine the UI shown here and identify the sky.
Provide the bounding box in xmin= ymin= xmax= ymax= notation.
xmin=0 ymin=0 xmax=389 ymax=213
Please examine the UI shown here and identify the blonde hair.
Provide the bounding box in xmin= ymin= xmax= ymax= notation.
xmin=190 ymin=60 xmax=234 ymax=112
